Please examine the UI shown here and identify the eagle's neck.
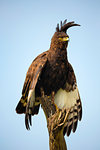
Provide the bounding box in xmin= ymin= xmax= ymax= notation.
xmin=49 ymin=46 xmax=68 ymax=64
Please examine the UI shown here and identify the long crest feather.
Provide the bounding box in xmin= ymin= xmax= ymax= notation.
xmin=56 ymin=24 xmax=59 ymax=32
xmin=56 ymin=19 xmax=80 ymax=33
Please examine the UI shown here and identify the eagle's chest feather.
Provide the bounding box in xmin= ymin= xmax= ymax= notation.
xmin=36 ymin=59 xmax=68 ymax=96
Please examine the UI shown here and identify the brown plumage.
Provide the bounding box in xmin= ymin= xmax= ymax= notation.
xmin=16 ymin=19 xmax=82 ymax=136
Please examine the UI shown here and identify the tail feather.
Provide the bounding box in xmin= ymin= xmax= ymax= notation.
xmin=63 ymin=98 xmax=82 ymax=136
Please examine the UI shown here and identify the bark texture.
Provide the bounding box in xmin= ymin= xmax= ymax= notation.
xmin=40 ymin=89 xmax=70 ymax=150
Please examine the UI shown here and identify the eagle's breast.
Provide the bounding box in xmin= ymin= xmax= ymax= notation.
xmin=35 ymin=59 xmax=68 ymax=96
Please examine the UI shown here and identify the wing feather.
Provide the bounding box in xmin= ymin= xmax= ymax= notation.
xmin=65 ymin=63 xmax=82 ymax=136
xmin=60 ymin=62 xmax=82 ymax=136
xmin=16 ymin=51 xmax=48 ymax=115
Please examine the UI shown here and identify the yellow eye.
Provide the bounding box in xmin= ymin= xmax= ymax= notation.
xmin=59 ymin=37 xmax=69 ymax=42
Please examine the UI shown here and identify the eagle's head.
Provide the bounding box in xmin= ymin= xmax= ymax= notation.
xmin=50 ymin=20 xmax=80 ymax=49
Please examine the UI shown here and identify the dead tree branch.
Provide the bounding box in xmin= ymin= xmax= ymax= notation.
xmin=40 ymin=88 xmax=70 ymax=150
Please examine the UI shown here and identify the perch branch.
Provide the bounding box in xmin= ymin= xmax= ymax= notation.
xmin=40 ymin=88 xmax=70 ymax=150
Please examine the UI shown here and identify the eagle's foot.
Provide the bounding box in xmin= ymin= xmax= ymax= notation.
xmin=57 ymin=108 xmax=70 ymax=127
xmin=47 ymin=108 xmax=70 ymax=135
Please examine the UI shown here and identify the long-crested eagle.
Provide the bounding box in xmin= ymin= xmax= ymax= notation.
xmin=16 ymin=20 xmax=82 ymax=136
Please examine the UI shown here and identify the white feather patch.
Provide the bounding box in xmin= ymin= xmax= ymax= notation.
xmin=28 ymin=89 xmax=35 ymax=107
xmin=54 ymin=87 xmax=79 ymax=109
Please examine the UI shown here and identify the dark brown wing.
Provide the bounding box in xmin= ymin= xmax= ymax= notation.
xmin=16 ymin=51 xmax=48 ymax=115
xmin=64 ymin=62 xmax=82 ymax=136
xmin=55 ymin=62 xmax=82 ymax=136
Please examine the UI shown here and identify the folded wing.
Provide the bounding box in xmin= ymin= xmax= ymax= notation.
xmin=54 ymin=62 xmax=82 ymax=136
xmin=16 ymin=51 xmax=48 ymax=129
